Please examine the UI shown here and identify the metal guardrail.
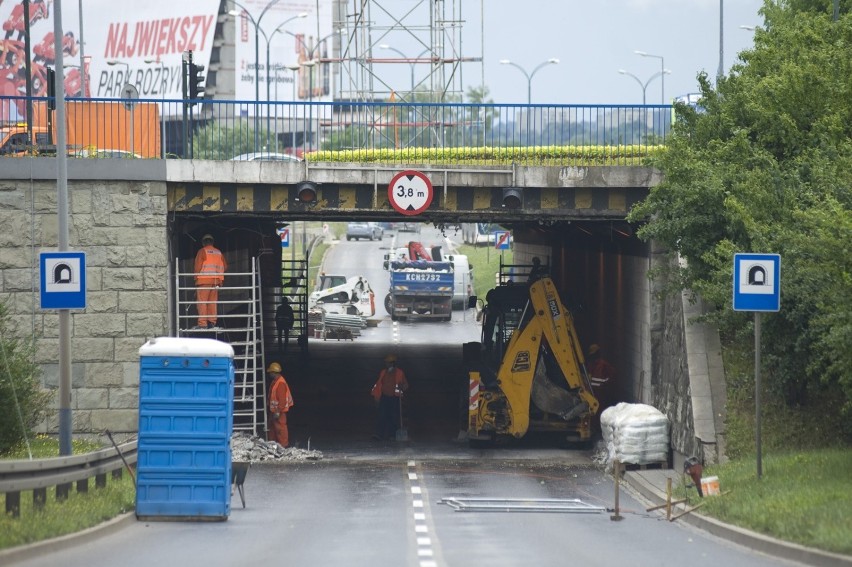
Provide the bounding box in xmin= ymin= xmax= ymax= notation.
xmin=1 ymin=96 xmax=672 ymax=165
xmin=0 ymin=440 xmax=137 ymax=517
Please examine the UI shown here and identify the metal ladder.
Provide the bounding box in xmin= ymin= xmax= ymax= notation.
xmin=174 ymin=257 xmax=267 ymax=436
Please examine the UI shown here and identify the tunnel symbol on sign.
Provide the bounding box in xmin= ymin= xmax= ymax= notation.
xmin=740 ymin=261 xmax=774 ymax=295
xmin=53 ymin=263 xmax=73 ymax=284
xmin=748 ymin=265 xmax=766 ymax=285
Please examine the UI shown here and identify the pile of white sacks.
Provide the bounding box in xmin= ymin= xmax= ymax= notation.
xmin=600 ymin=403 xmax=670 ymax=469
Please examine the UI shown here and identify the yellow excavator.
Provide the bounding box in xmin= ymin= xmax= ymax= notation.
xmin=463 ymin=276 xmax=599 ymax=444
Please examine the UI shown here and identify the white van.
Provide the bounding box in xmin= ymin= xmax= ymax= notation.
xmin=446 ymin=254 xmax=473 ymax=309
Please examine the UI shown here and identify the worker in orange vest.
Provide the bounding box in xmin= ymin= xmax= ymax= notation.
xmin=193 ymin=233 xmax=227 ymax=329
xmin=371 ymin=354 xmax=408 ymax=440
xmin=267 ymin=362 xmax=294 ymax=447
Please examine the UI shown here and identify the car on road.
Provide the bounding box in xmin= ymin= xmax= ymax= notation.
xmin=368 ymin=222 xmax=384 ymax=240
xmin=346 ymin=222 xmax=376 ymax=241
xmin=231 ymin=152 xmax=302 ymax=162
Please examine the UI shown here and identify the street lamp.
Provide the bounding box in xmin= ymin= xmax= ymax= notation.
xmin=285 ymin=63 xmax=300 ymax=152
xmin=618 ymin=69 xmax=671 ymax=105
xmin=378 ymin=44 xmax=430 ymax=95
xmin=718 ymin=0 xmax=724 ymax=84
xmin=265 ymin=13 xmax=308 ymax=103
xmin=634 ymin=50 xmax=665 ymax=103
xmin=499 ymin=58 xmax=559 ymax=104
xmin=227 ymin=0 xmax=282 ymax=152
xmin=145 ymin=58 xmax=168 ymax=158
xmin=106 ymin=59 xmax=130 ymax=88
xmin=286 ymin=29 xmax=343 ymax=150
xmin=260 ymin=12 xmax=308 ymax=146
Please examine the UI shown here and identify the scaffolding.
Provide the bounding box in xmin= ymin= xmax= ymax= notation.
xmin=335 ymin=0 xmax=474 ymax=103
xmin=174 ymin=257 xmax=267 ymax=436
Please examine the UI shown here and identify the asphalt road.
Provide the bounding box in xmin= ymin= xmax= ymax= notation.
xmin=6 ymin=227 xmax=809 ymax=567
xmin=9 ymin=449 xmax=802 ymax=567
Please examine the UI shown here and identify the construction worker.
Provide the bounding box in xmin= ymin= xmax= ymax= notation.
xmin=586 ymin=344 xmax=615 ymax=386
xmin=275 ymin=297 xmax=295 ymax=353
xmin=267 ymin=362 xmax=294 ymax=447
xmin=193 ymin=233 xmax=227 ymax=329
xmin=371 ymin=354 xmax=408 ymax=440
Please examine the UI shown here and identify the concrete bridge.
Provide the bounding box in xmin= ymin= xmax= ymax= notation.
xmin=0 ymin=155 xmax=725 ymax=466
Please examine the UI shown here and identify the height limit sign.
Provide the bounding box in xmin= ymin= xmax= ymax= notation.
xmin=388 ymin=170 xmax=433 ymax=216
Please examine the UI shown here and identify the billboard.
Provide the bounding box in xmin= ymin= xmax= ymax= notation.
xmin=232 ymin=0 xmax=333 ymax=103
xmin=0 ymin=0 xmax=219 ymax=107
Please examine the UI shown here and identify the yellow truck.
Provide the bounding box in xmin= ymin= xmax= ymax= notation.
xmin=0 ymin=100 xmax=160 ymax=158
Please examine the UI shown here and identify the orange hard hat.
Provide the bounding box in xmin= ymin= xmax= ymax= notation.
xmin=587 ymin=344 xmax=600 ymax=356
xmin=267 ymin=362 xmax=282 ymax=373
xmin=384 ymin=354 xmax=397 ymax=363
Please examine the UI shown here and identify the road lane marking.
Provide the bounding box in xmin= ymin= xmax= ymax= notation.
xmin=408 ymin=460 xmax=441 ymax=567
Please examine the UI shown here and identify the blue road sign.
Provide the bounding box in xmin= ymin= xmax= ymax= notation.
xmin=495 ymin=231 xmax=511 ymax=250
xmin=277 ymin=228 xmax=290 ymax=248
xmin=733 ymin=253 xmax=780 ymax=312
xmin=40 ymin=252 xmax=87 ymax=310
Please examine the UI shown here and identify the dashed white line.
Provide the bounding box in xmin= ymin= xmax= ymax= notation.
xmin=408 ymin=460 xmax=439 ymax=567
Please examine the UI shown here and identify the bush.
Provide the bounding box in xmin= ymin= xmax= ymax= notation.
xmin=0 ymin=300 xmax=53 ymax=453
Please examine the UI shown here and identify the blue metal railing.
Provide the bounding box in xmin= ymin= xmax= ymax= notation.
xmin=1 ymin=96 xmax=672 ymax=166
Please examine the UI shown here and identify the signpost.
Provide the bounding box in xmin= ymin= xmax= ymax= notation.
xmin=276 ymin=227 xmax=290 ymax=248
xmin=388 ymin=170 xmax=433 ymax=216
xmin=733 ymin=253 xmax=781 ymax=479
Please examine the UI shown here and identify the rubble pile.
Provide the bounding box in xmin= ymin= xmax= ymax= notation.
xmin=231 ymin=432 xmax=323 ymax=462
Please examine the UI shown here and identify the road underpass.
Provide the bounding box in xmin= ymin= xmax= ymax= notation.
xmin=169 ymin=214 xmax=648 ymax=447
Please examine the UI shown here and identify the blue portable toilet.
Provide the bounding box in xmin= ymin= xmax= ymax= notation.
xmin=136 ymin=337 xmax=235 ymax=521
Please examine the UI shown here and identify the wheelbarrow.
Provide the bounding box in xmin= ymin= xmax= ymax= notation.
xmin=231 ymin=462 xmax=250 ymax=508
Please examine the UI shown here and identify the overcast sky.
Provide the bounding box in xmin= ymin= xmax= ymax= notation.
xmin=370 ymin=0 xmax=766 ymax=105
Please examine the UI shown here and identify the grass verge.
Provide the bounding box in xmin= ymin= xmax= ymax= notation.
xmin=0 ymin=436 xmax=136 ymax=550
xmin=693 ymin=449 xmax=852 ymax=555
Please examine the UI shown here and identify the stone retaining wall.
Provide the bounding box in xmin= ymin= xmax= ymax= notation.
xmin=0 ymin=177 xmax=169 ymax=432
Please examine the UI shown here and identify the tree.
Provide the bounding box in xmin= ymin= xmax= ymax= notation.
xmin=627 ymin=2 xmax=852 ymax=426
xmin=191 ymin=121 xmax=269 ymax=159
xmin=0 ymin=300 xmax=52 ymax=453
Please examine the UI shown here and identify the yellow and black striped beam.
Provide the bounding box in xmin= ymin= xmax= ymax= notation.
xmin=168 ymin=182 xmax=648 ymax=217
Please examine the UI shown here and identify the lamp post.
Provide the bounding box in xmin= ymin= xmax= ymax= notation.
xmin=228 ymin=0 xmax=282 ymax=152
xmin=498 ymin=58 xmax=559 ymax=104
xmin=618 ymin=69 xmax=671 ymax=105
xmin=78 ymin=0 xmax=86 ymax=98
xmin=287 ymin=29 xmax=342 ymax=151
xmin=378 ymin=44 xmax=430 ymax=95
xmin=285 ymin=63 xmax=300 ymax=152
xmin=262 ymin=13 xmax=307 ymax=147
xmin=145 ymin=58 xmax=168 ymax=158
xmin=106 ymin=59 xmax=130 ymax=88
xmin=265 ymin=13 xmax=308 ymax=103
xmin=718 ymin=0 xmax=724 ymax=84
xmin=634 ymin=50 xmax=665 ymax=103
